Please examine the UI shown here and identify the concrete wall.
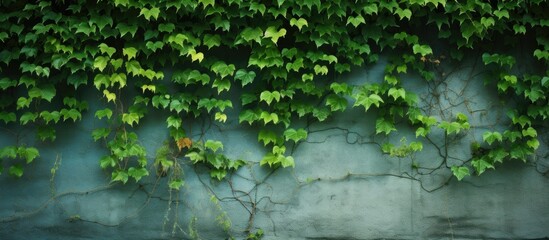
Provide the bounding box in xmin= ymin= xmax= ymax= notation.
xmin=1 ymin=57 xmax=549 ymax=239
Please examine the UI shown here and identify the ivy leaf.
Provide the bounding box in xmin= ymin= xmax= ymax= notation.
xmin=325 ymin=94 xmax=347 ymax=112
xmin=122 ymin=47 xmax=138 ymax=60
xmin=211 ymin=61 xmax=236 ymax=79
xmin=125 ymin=60 xmax=142 ymax=77
xmin=117 ymin=23 xmax=138 ymax=37
xmin=205 ymin=140 xmax=223 ymax=152
xmin=185 ymin=49 xmax=204 ymax=63
xmin=263 ymin=26 xmax=286 ymax=44
xmin=260 ymin=111 xmax=279 ymax=124
xmin=102 ymin=89 xmax=117 ymax=103
xmin=158 ymin=23 xmax=175 ymax=33
xmin=289 ymin=18 xmax=308 ymax=30
xmin=203 ymin=34 xmax=221 ymax=49
xmin=0 ymin=146 xmax=18 ymax=159
xmin=166 ymin=115 xmax=182 ymax=129
xmin=20 ymin=112 xmax=38 ymax=125
xmin=284 ymin=128 xmax=307 ymax=143
xmin=37 ymin=126 xmax=56 ymax=142
xmin=0 ymin=77 xmax=17 ymax=90
xmin=92 ymin=128 xmax=111 ymax=141
xmin=98 ymin=43 xmax=116 ymax=57
xmin=67 ymin=71 xmax=88 ymax=89
xmin=234 ymin=69 xmax=256 ymax=86
xmin=375 ymin=118 xmax=396 ymax=135
xmin=353 ymin=93 xmax=384 ymax=111
xmin=388 ymin=88 xmax=406 ymax=100
xmin=451 ymin=166 xmax=470 ymax=181
xmin=0 ymin=111 xmax=16 ymax=124
xmin=363 ymin=4 xmax=378 ymax=15
xmin=472 ymin=158 xmax=494 ymax=175
xmin=347 ymin=15 xmax=365 ymax=27
xmin=258 ymin=129 xmax=278 ymax=146
xmin=239 ymin=110 xmax=258 ymax=124
xmin=95 ymin=108 xmax=113 ymax=120
xmin=93 ymin=56 xmax=109 ymax=72
xmin=169 ymin=179 xmax=185 ymax=190
xmin=128 ymin=167 xmax=149 ymax=182
xmin=212 ymin=78 xmax=231 ymax=93
xmin=40 ymin=111 xmax=61 ymax=124
xmin=412 ymin=44 xmax=433 ymax=56
xmin=522 ymin=127 xmax=537 ymax=138
xmin=260 ymin=91 xmax=281 ymax=105
xmin=111 ymin=170 xmax=129 ymax=184
xmin=482 ymin=131 xmax=503 ymax=145
xmin=395 ymin=8 xmax=412 ymax=20
xmin=9 ymin=165 xmax=24 ymax=178
xmin=239 ymin=27 xmax=263 ymax=44
xmin=312 ymin=108 xmax=330 ymax=122
xmin=60 ymin=108 xmax=82 ymax=122
xmin=122 ymin=112 xmax=140 ymax=126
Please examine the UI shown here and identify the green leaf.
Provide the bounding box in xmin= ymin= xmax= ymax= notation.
xmin=471 ymin=158 xmax=494 ymax=175
xmin=92 ymin=128 xmax=111 ymax=141
xmin=122 ymin=112 xmax=140 ymax=126
xmin=234 ymin=69 xmax=256 ymax=86
xmin=353 ymin=93 xmax=384 ymax=111
xmin=212 ymin=78 xmax=231 ymax=93
xmin=205 ymin=140 xmax=223 ymax=152
xmin=347 ymin=15 xmax=365 ymax=27
xmin=522 ymin=127 xmax=537 ymax=138
xmin=122 ymin=47 xmax=138 ymax=60
xmin=284 ymin=128 xmax=308 ymax=143
xmin=395 ymin=8 xmax=412 ymax=20
xmin=60 ymin=108 xmax=82 ymax=122
xmin=388 ymin=88 xmax=406 ymax=100
xmin=263 ymin=26 xmax=286 ymax=44
xmin=40 ymin=111 xmax=61 ymax=124
xmin=482 ymin=131 xmax=503 ymax=145
xmin=203 ymin=34 xmax=221 ymax=49
xmin=20 ymin=147 xmax=39 ymax=164
xmin=17 ymin=97 xmax=32 ymax=109
xmin=20 ymin=112 xmax=38 ymax=125
xmin=0 ymin=111 xmax=16 ymax=124
xmin=158 ymin=23 xmax=175 ymax=33
xmin=239 ymin=110 xmax=258 ymax=124
xmin=166 ymin=115 xmax=182 ymax=129
xmin=128 ymin=167 xmax=149 ymax=182
xmin=239 ymin=27 xmax=263 ymax=44
xmin=112 ymin=170 xmax=129 ymax=184
xmin=451 ymin=166 xmax=469 ymax=181
xmin=290 ymin=18 xmax=308 ymax=30
xmin=37 ymin=126 xmax=56 ymax=142
xmin=211 ymin=61 xmax=236 ymax=78
xmin=260 ymin=91 xmax=281 ymax=105
xmin=259 ymin=111 xmax=279 ymax=124
xmin=100 ymin=156 xmax=116 ymax=169
xmin=313 ymin=108 xmax=330 ymax=122
xmin=94 ymin=74 xmax=110 ymax=89
xmin=412 ymin=44 xmax=433 ymax=56
xmin=93 ymin=56 xmax=109 ymax=72
xmin=325 ymin=94 xmax=347 ymax=112
xmin=258 ymin=129 xmax=278 ymax=146
xmin=67 ymin=71 xmax=88 ymax=89
xmin=169 ymin=179 xmax=185 ymax=190
xmin=375 ymin=118 xmax=396 ymax=135
xmin=103 ymin=89 xmax=117 ymax=103
xmin=98 ymin=43 xmax=116 ymax=57
xmin=363 ymin=4 xmax=378 ymax=15
xmin=0 ymin=77 xmax=17 ymax=90
xmin=9 ymin=165 xmax=23 ymax=178
xmin=117 ymin=23 xmax=138 ymax=37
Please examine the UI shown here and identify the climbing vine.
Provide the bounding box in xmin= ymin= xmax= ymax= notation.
xmin=0 ymin=0 xmax=547 ymax=191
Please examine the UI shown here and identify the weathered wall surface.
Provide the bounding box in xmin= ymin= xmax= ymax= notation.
xmin=1 ymin=58 xmax=549 ymax=240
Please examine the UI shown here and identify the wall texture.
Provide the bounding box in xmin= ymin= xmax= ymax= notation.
xmin=1 ymin=58 xmax=549 ymax=240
